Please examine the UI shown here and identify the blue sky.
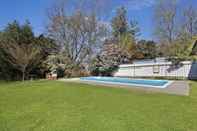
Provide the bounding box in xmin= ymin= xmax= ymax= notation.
xmin=0 ymin=0 xmax=196 ymax=40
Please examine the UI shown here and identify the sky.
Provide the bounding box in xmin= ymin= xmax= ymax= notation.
xmin=0 ymin=0 xmax=196 ymax=40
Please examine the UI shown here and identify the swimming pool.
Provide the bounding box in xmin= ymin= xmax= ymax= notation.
xmin=80 ymin=77 xmax=173 ymax=88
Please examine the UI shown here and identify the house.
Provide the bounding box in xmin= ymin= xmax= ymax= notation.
xmin=114 ymin=39 xmax=197 ymax=80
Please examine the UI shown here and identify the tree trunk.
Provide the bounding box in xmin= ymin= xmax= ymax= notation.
xmin=22 ymin=67 xmax=26 ymax=82
xmin=22 ymin=70 xmax=25 ymax=82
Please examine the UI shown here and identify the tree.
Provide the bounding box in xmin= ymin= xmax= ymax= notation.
xmin=44 ymin=54 xmax=71 ymax=77
xmin=35 ymin=34 xmax=59 ymax=64
xmin=90 ymin=6 xmax=142 ymax=76
xmin=118 ymin=32 xmax=137 ymax=58
xmin=28 ymin=35 xmax=58 ymax=78
xmin=154 ymin=0 xmax=177 ymax=44
xmin=183 ymin=5 xmax=197 ymax=38
xmin=169 ymin=37 xmax=192 ymax=59
xmin=129 ymin=20 xmax=140 ymax=41
xmin=0 ymin=21 xmax=56 ymax=81
xmin=0 ymin=21 xmax=40 ymax=81
xmin=154 ymin=2 xmax=197 ymax=60
xmin=137 ymin=40 xmax=158 ymax=59
xmin=89 ymin=39 xmax=124 ymax=76
xmin=47 ymin=3 xmax=107 ymax=71
xmin=111 ymin=6 xmax=128 ymax=38
xmin=1 ymin=43 xmax=42 ymax=81
xmin=111 ymin=6 xmax=140 ymax=59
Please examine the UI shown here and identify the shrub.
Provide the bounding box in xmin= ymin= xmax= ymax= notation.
xmin=56 ymin=66 xmax=65 ymax=78
xmin=90 ymin=66 xmax=118 ymax=76
xmin=64 ymin=65 xmax=89 ymax=78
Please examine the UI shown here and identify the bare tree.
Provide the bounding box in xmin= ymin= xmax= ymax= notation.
xmin=154 ymin=0 xmax=177 ymax=44
xmin=47 ymin=2 xmax=108 ymax=68
xmin=51 ymin=0 xmax=112 ymax=18
xmin=0 ymin=42 xmax=42 ymax=81
xmin=183 ymin=5 xmax=197 ymax=38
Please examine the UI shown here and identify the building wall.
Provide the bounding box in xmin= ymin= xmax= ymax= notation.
xmin=114 ymin=61 xmax=197 ymax=79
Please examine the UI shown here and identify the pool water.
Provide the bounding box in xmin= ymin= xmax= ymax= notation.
xmin=80 ymin=77 xmax=172 ymax=88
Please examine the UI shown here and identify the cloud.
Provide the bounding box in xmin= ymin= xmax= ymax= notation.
xmin=120 ymin=0 xmax=156 ymax=10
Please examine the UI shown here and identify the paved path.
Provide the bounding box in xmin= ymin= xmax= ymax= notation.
xmin=59 ymin=78 xmax=190 ymax=96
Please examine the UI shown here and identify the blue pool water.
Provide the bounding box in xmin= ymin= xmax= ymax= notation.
xmin=80 ymin=77 xmax=171 ymax=88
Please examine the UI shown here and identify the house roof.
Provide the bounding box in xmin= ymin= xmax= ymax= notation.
xmin=119 ymin=61 xmax=192 ymax=67
xmin=133 ymin=57 xmax=167 ymax=64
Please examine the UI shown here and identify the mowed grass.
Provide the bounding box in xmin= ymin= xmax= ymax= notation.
xmin=0 ymin=80 xmax=197 ymax=131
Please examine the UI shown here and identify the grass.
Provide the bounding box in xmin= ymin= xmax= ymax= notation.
xmin=0 ymin=80 xmax=197 ymax=131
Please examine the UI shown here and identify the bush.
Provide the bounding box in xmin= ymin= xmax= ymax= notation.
xmin=64 ymin=66 xmax=89 ymax=78
xmin=89 ymin=67 xmax=100 ymax=76
xmin=56 ymin=66 xmax=65 ymax=78
xmin=90 ymin=66 xmax=118 ymax=76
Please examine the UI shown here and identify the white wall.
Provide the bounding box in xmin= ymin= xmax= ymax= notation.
xmin=114 ymin=61 xmax=197 ymax=79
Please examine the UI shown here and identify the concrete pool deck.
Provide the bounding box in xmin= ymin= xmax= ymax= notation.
xmin=59 ymin=78 xmax=190 ymax=96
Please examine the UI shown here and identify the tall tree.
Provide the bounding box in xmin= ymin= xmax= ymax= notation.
xmin=0 ymin=21 xmax=56 ymax=81
xmin=111 ymin=6 xmax=128 ymax=38
xmin=183 ymin=5 xmax=197 ymax=38
xmin=137 ymin=40 xmax=158 ymax=59
xmin=111 ymin=6 xmax=140 ymax=61
xmin=47 ymin=3 xmax=107 ymax=69
xmin=1 ymin=43 xmax=42 ymax=81
xmin=0 ymin=21 xmax=40 ymax=81
xmin=129 ymin=20 xmax=140 ymax=41
xmin=154 ymin=0 xmax=177 ymax=44
xmin=119 ymin=33 xmax=137 ymax=58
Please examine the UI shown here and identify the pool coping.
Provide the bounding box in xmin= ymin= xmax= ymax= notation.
xmin=59 ymin=78 xmax=190 ymax=96
xmin=79 ymin=78 xmax=173 ymax=88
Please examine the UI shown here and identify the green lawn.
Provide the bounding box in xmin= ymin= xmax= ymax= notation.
xmin=0 ymin=80 xmax=197 ymax=131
